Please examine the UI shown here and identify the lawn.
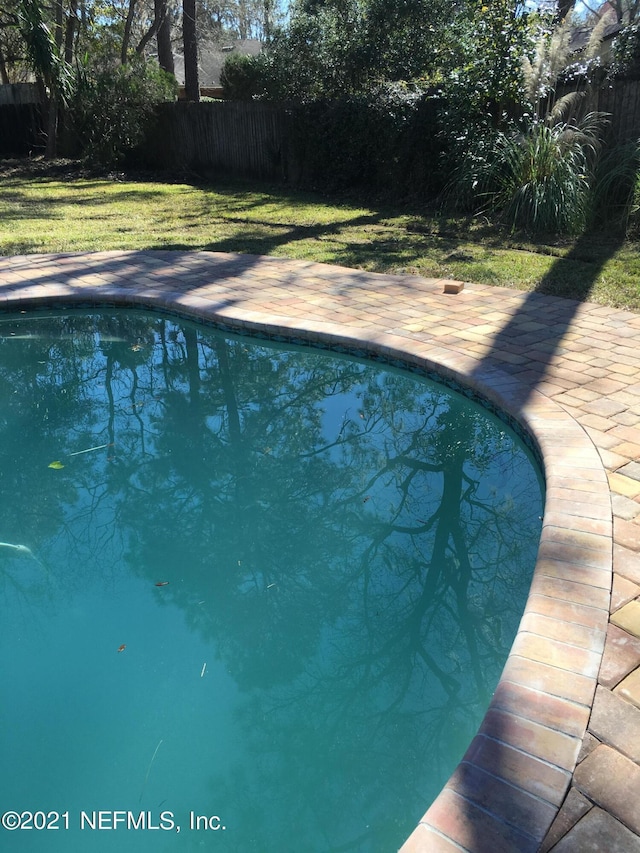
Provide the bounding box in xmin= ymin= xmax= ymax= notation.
xmin=1 ymin=160 xmax=639 ymax=311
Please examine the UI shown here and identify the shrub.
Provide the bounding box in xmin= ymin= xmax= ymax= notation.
xmin=288 ymin=83 xmax=446 ymax=197
xmin=495 ymin=117 xmax=600 ymax=233
xmin=445 ymin=106 xmax=606 ymax=234
xmin=70 ymin=58 xmax=177 ymax=168
xmin=590 ymin=140 xmax=640 ymax=233
xmin=612 ymin=24 xmax=640 ymax=78
xmin=220 ymin=53 xmax=267 ymax=100
xmin=442 ymin=8 xmax=613 ymax=237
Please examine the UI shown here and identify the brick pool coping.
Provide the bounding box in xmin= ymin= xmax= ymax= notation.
xmin=2 ymin=250 xmax=639 ymax=852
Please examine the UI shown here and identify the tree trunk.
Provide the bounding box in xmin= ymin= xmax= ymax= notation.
xmin=44 ymin=94 xmax=58 ymax=158
xmin=183 ymin=0 xmax=199 ymax=101
xmin=64 ymin=0 xmax=78 ymax=65
xmin=263 ymin=0 xmax=272 ymax=42
xmin=54 ymin=0 xmax=63 ymax=49
xmin=42 ymin=0 xmax=64 ymax=158
xmin=121 ymin=0 xmax=137 ymax=64
xmin=155 ymin=0 xmax=174 ymax=75
xmin=557 ymin=0 xmax=575 ymax=19
xmin=0 ymin=47 xmax=9 ymax=85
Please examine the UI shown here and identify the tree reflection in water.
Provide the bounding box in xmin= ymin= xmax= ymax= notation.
xmin=0 ymin=310 xmax=543 ymax=853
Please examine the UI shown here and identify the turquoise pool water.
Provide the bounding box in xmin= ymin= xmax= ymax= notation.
xmin=0 ymin=309 xmax=544 ymax=852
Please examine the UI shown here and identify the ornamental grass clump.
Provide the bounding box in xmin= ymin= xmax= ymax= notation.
xmin=445 ymin=103 xmax=605 ymax=234
xmin=590 ymin=139 xmax=640 ymax=233
xmin=491 ymin=105 xmax=604 ymax=234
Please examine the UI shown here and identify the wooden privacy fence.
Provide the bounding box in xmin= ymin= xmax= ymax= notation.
xmin=555 ymin=77 xmax=640 ymax=143
xmin=587 ymin=78 xmax=640 ymax=142
xmin=144 ymin=82 xmax=640 ymax=187
xmin=145 ymin=100 xmax=292 ymax=180
xmin=3 ymin=78 xmax=640 ymax=177
xmin=142 ymin=97 xmax=442 ymax=192
xmin=0 ymin=83 xmax=39 ymax=106
xmin=0 ymin=83 xmax=42 ymax=156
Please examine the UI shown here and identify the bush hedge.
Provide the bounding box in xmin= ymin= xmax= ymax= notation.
xmin=287 ymin=87 xmax=447 ymax=198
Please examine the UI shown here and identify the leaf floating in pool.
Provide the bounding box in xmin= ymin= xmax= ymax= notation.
xmin=48 ymin=461 xmax=65 ymax=469
xmin=117 ymin=644 xmax=126 ymax=653
xmin=155 ymin=581 xmax=169 ymax=587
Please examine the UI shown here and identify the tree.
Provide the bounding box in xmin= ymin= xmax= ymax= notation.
xmin=17 ymin=0 xmax=72 ymax=157
xmin=0 ymin=0 xmax=26 ymax=83
xmin=363 ymin=0 xmax=454 ymax=82
xmin=183 ymin=0 xmax=199 ymax=99
xmin=258 ymin=0 xmax=456 ymax=101
xmin=155 ymin=0 xmax=173 ymax=73
xmin=579 ymin=0 xmax=640 ymax=25
xmin=557 ymin=0 xmax=575 ymax=21
xmin=197 ymin=0 xmax=268 ymax=39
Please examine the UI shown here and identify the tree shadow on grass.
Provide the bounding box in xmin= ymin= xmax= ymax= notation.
xmin=162 ymin=210 xmax=396 ymax=259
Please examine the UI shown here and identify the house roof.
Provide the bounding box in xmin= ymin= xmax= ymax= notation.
xmin=172 ymin=39 xmax=262 ymax=87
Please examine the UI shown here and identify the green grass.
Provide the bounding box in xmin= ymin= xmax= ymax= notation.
xmin=1 ymin=160 xmax=639 ymax=311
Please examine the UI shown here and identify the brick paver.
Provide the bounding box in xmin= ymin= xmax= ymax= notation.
xmin=589 ymin=685 xmax=640 ymax=762
xmin=612 ymin=599 xmax=640 ymax=635
xmin=615 ymin=666 xmax=640 ymax=708
xmin=573 ymin=744 xmax=640 ymax=834
xmin=545 ymin=807 xmax=640 ymax=853
xmin=0 ymin=250 xmax=638 ymax=852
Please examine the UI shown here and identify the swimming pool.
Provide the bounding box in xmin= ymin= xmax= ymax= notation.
xmin=0 ymin=308 xmax=544 ymax=852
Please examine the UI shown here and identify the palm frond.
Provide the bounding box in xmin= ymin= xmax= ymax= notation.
xmin=17 ymin=0 xmax=72 ymax=103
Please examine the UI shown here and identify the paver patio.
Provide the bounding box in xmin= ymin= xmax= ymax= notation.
xmin=1 ymin=249 xmax=639 ymax=852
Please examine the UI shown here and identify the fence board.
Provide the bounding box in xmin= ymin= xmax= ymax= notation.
xmin=557 ymin=78 xmax=640 ymax=142
xmin=146 ymin=101 xmax=290 ymax=180
xmin=0 ymin=84 xmax=39 ymax=106
xmin=0 ymin=103 xmax=43 ymax=156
